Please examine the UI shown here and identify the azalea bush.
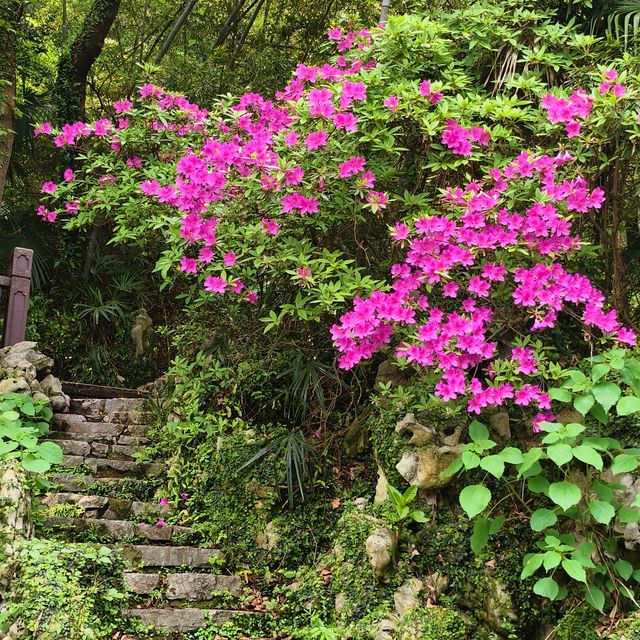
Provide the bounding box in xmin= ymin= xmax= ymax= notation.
xmin=34 ymin=0 xmax=640 ymax=618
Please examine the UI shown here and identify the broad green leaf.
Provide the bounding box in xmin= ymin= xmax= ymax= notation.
xmin=591 ymin=363 xmax=610 ymax=382
xmin=462 ymin=450 xmax=481 ymax=469
xmin=517 ymin=448 xmax=544 ymax=477
xmin=592 ymin=382 xmax=621 ymax=413
xmin=35 ymin=441 xmax=63 ymax=464
xmin=589 ymin=403 xmax=609 ymax=425
xmin=588 ymin=500 xmax=615 ymax=525
xmin=441 ymin=457 xmax=463 ymax=478
xmin=549 ymin=387 xmax=571 ymax=402
xmin=459 ymin=484 xmax=491 ymax=519
xmin=1 ymin=410 xmax=20 ymax=422
xmin=521 ymin=553 xmax=544 ymax=579
xmin=547 ymin=443 xmax=573 ymax=467
xmin=489 ymin=515 xmax=505 ymax=535
xmin=499 ymin=447 xmax=524 ymax=464
xmin=584 ymin=585 xmax=605 ymax=611
xmin=572 ymin=445 xmax=603 ymax=470
xmin=533 ymin=576 xmax=559 ymax=599
xmin=617 ymin=396 xmax=640 ymax=416
xmin=562 ymin=558 xmax=587 ymax=583
xmin=615 ymin=559 xmax=634 ymax=581
xmin=574 ymin=394 xmax=595 ymax=415
xmin=480 ymin=455 xmax=505 ymax=479
xmin=527 ymin=476 xmax=550 ymax=495
xmin=20 ymin=456 xmax=51 ymax=474
xmin=471 ymin=517 xmax=490 ymax=554
xmin=611 ymin=454 xmax=639 ymax=475
xmin=618 ymin=507 xmax=640 ymax=523
xmin=548 ymin=481 xmax=581 ymax=511
xmin=469 ymin=420 xmax=489 ymax=442
xmin=0 ymin=440 xmax=18 ymax=455
xmin=543 ymin=551 xmax=562 ymax=570
xmin=531 ymin=508 xmax=557 ymax=532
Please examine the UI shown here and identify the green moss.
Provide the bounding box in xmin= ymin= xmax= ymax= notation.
xmin=397 ymin=606 xmax=468 ymax=640
xmin=554 ymin=606 xmax=599 ymax=640
xmin=604 ymin=612 xmax=640 ymax=640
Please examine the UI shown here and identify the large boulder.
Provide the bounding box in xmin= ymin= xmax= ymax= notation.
xmin=365 ymin=526 xmax=397 ymax=583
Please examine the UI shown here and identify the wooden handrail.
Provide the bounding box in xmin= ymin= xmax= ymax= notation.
xmin=1 ymin=247 xmax=33 ymax=348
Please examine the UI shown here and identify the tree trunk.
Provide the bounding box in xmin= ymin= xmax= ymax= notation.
xmin=54 ymin=0 xmax=122 ymax=123
xmin=0 ymin=0 xmax=23 ymax=210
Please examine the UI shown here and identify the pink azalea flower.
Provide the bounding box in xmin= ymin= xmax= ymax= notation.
xmin=41 ymin=181 xmax=57 ymax=194
xmin=261 ymin=218 xmax=280 ymax=235
xmin=613 ymin=84 xmax=626 ymax=98
xmin=305 ymin=130 xmax=329 ymax=150
xmin=155 ymin=519 xmax=167 ymax=527
xmin=223 ymin=251 xmax=236 ymax=267
xmin=384 ymin=95 xmax=399 ymax=111
xmin=159 ymin=496 xmax=168 ymax=506
xmin=204 ymin=276 xmax=226 ymax=293
xmin=63 ymin=168 xmax=74 ymax=182
xmin=179 ymin=257 xmax=198 ymax=274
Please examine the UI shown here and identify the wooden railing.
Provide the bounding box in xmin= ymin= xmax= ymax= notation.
xmin=1 ymin=247 xmax=33 ymax=348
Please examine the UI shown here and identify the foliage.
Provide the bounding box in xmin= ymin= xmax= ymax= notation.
xmin=0 ymin=540 xmax=127 ymax=639
xmin=444 ymin=348 xmax=640 ymax=610
xmin=0 ymin=392 xmax=61 ymax=475
xmin=396 ymin=606 xmax=468 ymax=640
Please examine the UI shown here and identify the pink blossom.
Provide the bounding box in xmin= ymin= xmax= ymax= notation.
xmin=204 ymin=276 xmax=227 ymax=293
xmin=305 ymin=130 xmax=329 ymax=150
xmin=159 ymin=496 xmax=169 ymax=506
xmin=63 ymin=168 xmax=74 ymax=182
xmin=327 ymin=27 xmax=343 ymax=40
xmin=155 ymin=519 xmax=167 ymax=527
xmin=613 ymin=84 xmax=626 ymax=98
xmin=261 ymin=218 xmax=280 ymax=235
xmin=34 ymin=122 xmax=52 ymax=136
xmin=223 ymin=251 xmax=236 ymax=267
xmin=338 ymin=156 xmax=366 ymax=179
xmin=333 ymin=112 xmax=358 ymax=132
xmin=604 ymin=69 xmax=618 ymax=81
xmin=179 ymin=257 xmax=198 ymax=274
xmin=391 ymin=222 xmax=409 ymax=241
xmin=384 ymin=95 xmax=399 ymax=111
xmin=114 ymin=100 xmax=133 ymax=113
xmin=41 ymin=181 xmax=57 ymax=194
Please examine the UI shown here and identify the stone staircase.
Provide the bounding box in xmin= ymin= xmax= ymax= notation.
xmin=36 ymin=395 xmax=248 ymax=635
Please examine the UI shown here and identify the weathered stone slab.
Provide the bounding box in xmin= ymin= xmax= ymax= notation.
xmin=105 ymin=410 xmax=153 ymax=425
xmin=55 ymin=422 xmax=124 ymax=438
xmin=117 ymin=435 xmax=150 ymax=446
xmin=43 ymin=517 xmax=190 ymax=542
xmin=70 ymin=398 xmax=106 ymax=416
xmin=166 ymin=574 xmax=242 ymax=600
xmin=104 ymin=398 xmax=145 ymax=413
xmin=117 ymin=545 xmax=223 ymax=568
xmin=124 ymin=608 xmax=237 ymax=632
xmin=58 ymin=440 xmax=91 ymax=457
xmin=124 ymin=572 xmax=161 ymax=594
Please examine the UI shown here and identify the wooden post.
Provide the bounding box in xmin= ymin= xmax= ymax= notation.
xmin=1 ymin=247 xmax=33 ymax=348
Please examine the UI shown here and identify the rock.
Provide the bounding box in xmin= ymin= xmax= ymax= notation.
xmin=394 ymin=578 xmax=424 ymax=616
xmin=490 ymin=412 xmax=511 ymax=441
xmin=483 ymin=578 xmax=517 ymax=636
xmin=396 ymin=447 xmax=459 ymax=490
xmin=374 ymin=618 xmax=397 ymax=640
xmin=557 ymin=409 xmax=584 ymax=425
xmin=256 ymin=520 xmax=280 ymax=551
xmin=335 ymin=592 xmax=346 ymax=614
xmin=40 ymin=374 xmax=63 ymax=396
xmin=354 ymin=497 xmax=368 ymax=511
xmin=0 ymin=341 xmax=53 ymax=381
xmin=117 ymin=544 xmax=223 ymax=569
xmin=124 ymin=608 xmax=238 ymax=632
xmin=396 ymin=413 xmax=434 ymax=446
xmin=166 ymin=573 xmax=242 ymax=600
xmin=374 ymin=466 xmax=389 ymax=504
xmin=50 ymin=394 xmax=70 ymax=412
xmin=124 ymin=572 xmax=161 ymax=594
xmin=32 ymin=391 xmax=50 ymax=404
xmin=375 ymin=358 xmax=409 ymax=390
xmin=0 ymin=377 xmax=29 ymax=394
xmin=423 ymin=572 xmax=448 ymax=603
xmin=365 ymin=526 xmax=397 ymax=583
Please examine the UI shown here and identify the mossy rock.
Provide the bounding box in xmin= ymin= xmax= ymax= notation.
xmin=396 ymin=606 xmax=468 ymax=640
xmin=605 ymin=612 xmax=640 ymax=640
xmin=554 ymin=606 xmax=599 ymax=640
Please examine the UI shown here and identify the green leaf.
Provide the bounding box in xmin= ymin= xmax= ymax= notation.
xmin=618 ymin=507 xmax=640 ymax=523
xmin=20 ymin=456 xmax=51 ymax=474
xmin=592 ymin=382 xmax=621 ymax=413
xmin=489 ymin=515 xmax=505 ymax=535
xmin=531 ymin=508 xmax=557 ymax=532
xmin=617 ymin=396 xmax=640 ymax=416
xmin=461 ymin=450 xmax=481 ymax=469
xmin=480 ymin=455 xmax=505 ymax=479
xmin=584 ymin=585 xmax=605 ymax=611
xmin=562 ymin=558 xmax=587 ymax=583
xmin=589 ymin=403 xmax=609 ymax=425
xmin=572 ymin=445 xmax=603 ymax=470
xmin=1 ymin=410 xmax=19 ymax=422
xmin=35 ymin=441 xmax=63 ymax=464
xmin=387 ymin=485 xmax=403 ymax=511
xmin=517 ymin=448 xmax=544 ymax=477
xmin=574 ymin=394 xmax=595 ymax=415
xmin=547 ymin=443 xmax=573 ymax=467
xmin=459 ymin=484 xmax=492 ymax=519
xmin=588 ymin=500 xmax=615 ymax=525
xmin=615 ymin=559 xmax=634 ymax=581
xmin=500 ymin=447 xmax=524 ymax=464
xmin=441 ymin=457 xmax=463 ymax=478
xmin=543 ymin=551 xmax=562 ymax=570
xmin=521 ymin=553 xmax=544 ymax=579
xmin=469 ymin=420 xmax=489 ymax=442
xmin=548 ymin=481 xmax=581 ymax=511
xmin=591 ymin=363 xmax=611 ymax=382
xmin=611 ymin=454 xmax=639 ymax=475
xmin=533 ymin=576 xmax=559 ymax=599
xmin=527 ymin=476 xmax=550 ymax=495
xmin=471 ymin=517 xmax=490 ymax=554
xmin=549 ymin=387 xmax=571 ymax=402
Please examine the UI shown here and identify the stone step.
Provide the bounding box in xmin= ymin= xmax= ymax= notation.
xmin=124 ymin=572 xmax=242 ymax=600
xmin=55 ymin=438 xmax=145 ymax=460
xmin=42 ymin=517 xmax=191 ymax=542
xmin=70 ymin=397 xmax=147 ymax=417
xmin=41 ymin=492 xmax=171 ymax=521
xmin=52 ymin=417 xmax=149 ymax=439
xmin=124 ymin=608 xmax=239 ymax=632
xmin=116 ymin=544 xmax=224 ymax=569
xmin=60 ymin=456 xmax=164 ymax=478
xmin=49 ymin=473 xmax=128 ymax=493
